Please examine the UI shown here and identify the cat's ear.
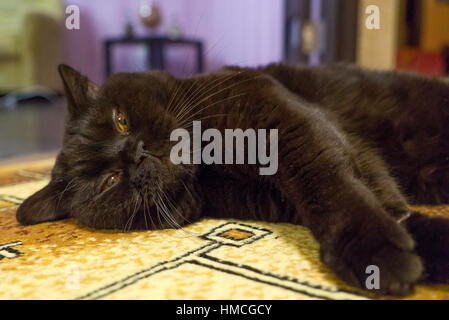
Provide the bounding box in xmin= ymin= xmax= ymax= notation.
xmin=58 ymin=64 xmax=99 ymax=117
xmin=16 ymin=179 xmax=70 ymax=225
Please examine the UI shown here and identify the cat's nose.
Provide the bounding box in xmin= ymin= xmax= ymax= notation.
xmin=135 ymin=140 xmax=150 ymax=163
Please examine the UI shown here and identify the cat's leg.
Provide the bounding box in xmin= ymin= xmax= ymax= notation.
xmin=207 ymin=128 xmax=422 ymax=295
xmin=259 ymin=97 xmax=420 ymax=295
xmin=347 ymin=136 xmax=410 ymax=220
xmin=258 ymin=64 xmax=449 ymax=286
xmin=199 ymin=70 xmax=422 ymax=295
xmin=290 ymin=169 xmax=423 ymax=295
xmin=351 ymin=138 xmax=449 ymax=284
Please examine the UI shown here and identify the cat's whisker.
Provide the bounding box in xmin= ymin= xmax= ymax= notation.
xmin=180 ymin=180 xmax=194 ymax=200
xmin=154 ymin=183 xmax=188 ymax=233
xmin=167 ymin=55 xmax=219 ymax=116
xmin=169 ymin=75 xmax=203 ymax=117
xmin=182 ymin=113 xmax=230 ymax=126
xmin=142 ymin=191 xmax=150 ymax=231
xmin=144 ymin=191 xmax=156 ymax=230
xmin=171 ymin=74 xmax=228 ymax=117
xmin=159 ymin=188 xmax=198 ymax=237
xmin=166 ymin=32 xmax=205 ymax=114
xmin=124 ymin=205 xmax=134 ymax=231
xmin=173 ymin=72 xmax=242 ymax=121
xmin=181 ymin=114 xmax=230 ymax=134
xmin=131 ymin=196 xmax=140 ymax=230
xmin=178 ymin=93 xmax=245 ymax=127
xmin=154 ymin=190 xmax=167 ymax=230
xmin=167 ymin=79 xmax=190 ymax=114
xmin=125 ymin=194 xmax=140 ymax=232
xmin=171 ymin=72 xmax=240 ymax=121
xmin=167 ymin=23 xmax=233 ymax=117
xmin=145 ymin=191 xmax=157 ymax=230
xmin=155 ymin=199 xmax=174 ymax=230
xmin=125 ymin=195 xmax=137 ymax=231
xmin=156 ymin=190 xmax=181 ymax=229
xmin=55 ymin=177 xmax=78 ymax=208
xmin=176 ymin=75 xmax=261 ymax=124
xmin=165 ymin=84 xmax=180 ymax=114
xmin=174 ymin=72 xmax=254 ymax=121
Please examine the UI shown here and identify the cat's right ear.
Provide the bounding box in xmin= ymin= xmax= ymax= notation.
xmin=58 ymin=64 xmax=99 ymax=117
xmin=16 ymin=179 xmax=70 ymax=225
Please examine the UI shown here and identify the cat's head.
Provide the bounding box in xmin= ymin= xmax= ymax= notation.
xmin=16 ymin=65 xmax=201 ymax=230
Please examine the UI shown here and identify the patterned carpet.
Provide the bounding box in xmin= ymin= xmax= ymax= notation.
xmin=1 ymin=158 xmax=449 ymax=300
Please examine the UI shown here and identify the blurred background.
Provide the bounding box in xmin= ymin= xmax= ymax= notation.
xmin=0 ymin=0 xmax=448 ymax=162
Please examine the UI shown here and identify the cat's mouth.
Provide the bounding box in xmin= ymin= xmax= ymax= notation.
xmin=135 ymin=156 xmax=173 ymax=202
xmin=137 ymin=153 xmax=162 ymax=172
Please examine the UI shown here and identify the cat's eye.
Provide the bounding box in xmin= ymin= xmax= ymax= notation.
xmin=102 ymin=173 xmax=120 ymax=192
xmin=113 ymin=109 xmax=129 ymax=134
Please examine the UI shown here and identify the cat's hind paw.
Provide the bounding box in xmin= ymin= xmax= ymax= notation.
xmin=406 ymin=212 xmax=449 ymax=283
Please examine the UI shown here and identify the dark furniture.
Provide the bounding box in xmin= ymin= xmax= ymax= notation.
xmin=104 ymin=36 xmax=204 ymax=76
xmin=284 ymin=0 xmax=359 ymax=65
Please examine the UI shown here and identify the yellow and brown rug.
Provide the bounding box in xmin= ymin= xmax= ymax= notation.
xmin=1 ymin=157 xmax=449 ymax=300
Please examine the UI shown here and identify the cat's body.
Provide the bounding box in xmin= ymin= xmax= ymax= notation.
xmin=261 ymin=63 xmax=449 ymax=205
xmin=16 ymin=63 xmax=449 ymax=296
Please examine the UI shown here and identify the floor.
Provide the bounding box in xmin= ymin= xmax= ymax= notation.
xmin=0 ymin=97 xmax=66 ymax=161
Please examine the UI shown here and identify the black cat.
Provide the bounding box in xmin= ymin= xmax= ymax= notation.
xmin=16 ymin=63 xmax=449 ymax=295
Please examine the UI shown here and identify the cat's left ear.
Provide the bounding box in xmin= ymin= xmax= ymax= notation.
xmin=58 ymin=64 xmax=99 ymax=117
xmin=16 ymin=179 xmax=70 ymax=225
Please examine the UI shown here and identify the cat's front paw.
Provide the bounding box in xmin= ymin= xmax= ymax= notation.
xmin=321 ymin=218 xmax=423 ymax=296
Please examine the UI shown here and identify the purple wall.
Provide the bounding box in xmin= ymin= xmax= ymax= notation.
xmin=63 ymin=0 xmax=284 ymax=84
